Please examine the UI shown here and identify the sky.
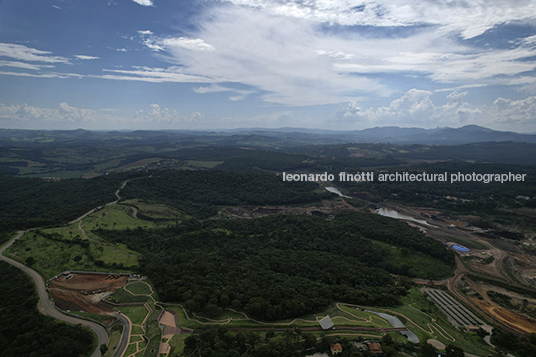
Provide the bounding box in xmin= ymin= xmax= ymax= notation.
xmin=1 ymin=0 xmax=536 ymax=132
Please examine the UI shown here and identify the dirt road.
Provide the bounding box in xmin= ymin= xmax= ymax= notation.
xmin=0 ymin=231 xmax=109 ymax=357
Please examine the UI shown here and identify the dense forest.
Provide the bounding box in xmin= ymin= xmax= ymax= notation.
xmin=120 ymin=170 xmax=330 ymax=218
xmin=0 ymin=262 xmax=93 ymax=357
xmin=96 ymin=212 xmax=451 ymax=321
xmin=491 ymin=328 xmax=536 ymax=357
xmin=0 ymin=172 xmax=140 ymax=232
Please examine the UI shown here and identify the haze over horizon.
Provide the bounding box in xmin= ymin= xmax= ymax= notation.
xmin=2 ymin=1 xmax=536 ymax=132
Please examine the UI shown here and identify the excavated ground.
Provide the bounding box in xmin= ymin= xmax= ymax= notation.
xmin=49 ymin=273 xmax=128 ymax=314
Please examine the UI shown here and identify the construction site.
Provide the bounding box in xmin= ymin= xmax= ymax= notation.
xmin=48 ymin=272 xmax=129 ymax=315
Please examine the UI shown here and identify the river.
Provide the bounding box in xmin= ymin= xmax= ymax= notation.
xmin=325 ymin=187 xmax=352 ymax=198
xmin=376 ymin=207 xmax=435 ymax=227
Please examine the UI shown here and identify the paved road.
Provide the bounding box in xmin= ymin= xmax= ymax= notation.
xmin=0 ymin=231 xmax=109 ymax=357
xmin=110 ymin=313 xmax=131 ymax=357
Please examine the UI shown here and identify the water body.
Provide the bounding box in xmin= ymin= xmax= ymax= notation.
xmin=364 ymin=309 xmax=420 ymax=343
xmin=325 ymin=187 xmax=352 ymax=198
xmin=376 ymin=207 xmax=435 ymax=227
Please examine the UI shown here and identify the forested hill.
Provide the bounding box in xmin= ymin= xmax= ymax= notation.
xmin=0 ymin=172 xmax=140 ymax=234
xmin=95 ymin=212 xmax=454 ymax=321
xmin=120 ymin=170 xmax=330 ymax=218
xmin=0 ymin=262 xmax=93 ymax=357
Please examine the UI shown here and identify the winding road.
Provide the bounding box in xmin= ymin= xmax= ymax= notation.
xmin=0 ymin=231 xmax=109 ymax=357
xmin=0 ymin=180 xmax=138 ymax=357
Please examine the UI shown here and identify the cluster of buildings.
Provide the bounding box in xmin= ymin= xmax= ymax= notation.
xmin=329 ymin=341 xmax=383 ymax=355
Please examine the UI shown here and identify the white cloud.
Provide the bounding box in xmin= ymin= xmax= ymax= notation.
xmin=134 ymin=3 xmax=536 ymax=106
xmin=137 ymin=30 xmax=154 ymax=35
xmin=0 ymin=102 xmax=204 ymax=129
xmin=145 ymin=37 xmax=216 ymax=52
xmin=0 ymin=61 xmax=55 ymax=70
xmin=74 ymin=55 xmax=99 ymax=60
xmin=0 ymin=70 xmax=81 ymax=79
xmin=0 ymin=103 xmax=99 ymax=123
xmin=131 ymin=104 xmax=203 ymax=124
xmin=0 ymin=43 xmax=69 ymax=63
xmin=335 ymin=89 xmax=536 ymax=132
xmin=337 ymin=89 xmax=481 ymax=127
xmin=99 ymin=66 xmax=214 ymax=83
xmin=193 ymin=84 xmax=233 ymax=94
xmin=229 ymin=90 xmax=256 ymax=101
xmin=315 ymin=50 xmax=357 ymax=60
xmin=220 ymin=0 xmax=536 ymax=39
xmin=193 ymin=84 xmax=256 ymax=100
xmin=142 ymin=6 xmax=389 ymax=106
xmin=132 ymin=0 xmax=153 ymax=7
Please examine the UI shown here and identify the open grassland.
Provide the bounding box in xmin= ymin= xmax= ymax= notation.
xmin=40 ymin=223 xmax=143 ymax=270
xmin=124 ymin=342 xmax=138 ymax=356
xmin=82 ymin=205 xmax=158 ymax=231
xmin=167 ymin=334 xmax=188 ymax=356
xmin=117 ymin=305 xmax=150 ymax=326
xmin=160 ymin=302 xmax=394 ymax=330
xmin=131 ymin=325 xmax=144 ymax=335
xmin=121 ymin=199 xmax=186 ymax=221
xmin=104 ymin=324 xmax=124 ymax=357
xmin=18 ymin=170 xmax=87 ymax=179
xmin=185 ymin=160 xmax=224 ymax=169
xmin=113 ymin=157 xmax=166 ymax=172
xmin=4 ymin=231 xmax=138 ymax=280
xmin=94 ymin=158 xmax=122 ymax=171
xmin=378 ymin=288 xmax=493 ymax=355
xmin=126 ymin=282 xmax=153 ymax=295
xmin=108 ymin=286 xmax=148 ymax=304
xmin=41 ymin=225 xmax=82 ymax=241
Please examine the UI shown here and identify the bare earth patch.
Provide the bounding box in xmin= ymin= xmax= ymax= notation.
xmin=427 ymin=339 xmax=446 ymax=350
xmin=49 ymin=273 xmax=128 ymax=315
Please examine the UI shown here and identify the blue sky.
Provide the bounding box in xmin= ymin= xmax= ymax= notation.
xmin=1 ymin=0 xmax=536 ymax=132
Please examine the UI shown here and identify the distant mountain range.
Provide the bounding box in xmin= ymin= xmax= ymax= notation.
xmin=226 ymin=125 xmax=536 ymax=145
xmin=1 ymin=125 xmax=536 ymax=147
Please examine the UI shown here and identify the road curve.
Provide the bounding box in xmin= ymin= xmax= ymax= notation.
xmin=111 ymin=313 xmax=131 ymax=357
xmin=0 ymin=231 xmax=109 ymax=357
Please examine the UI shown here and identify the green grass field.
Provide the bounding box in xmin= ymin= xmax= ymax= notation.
xmin=125 ymin=282 xmax=153 ymax=295
xmin=130 ymin=335 xmax=143 ymax=343
xmin=160 ymin=289 xmax=494 ymax=356
xmin=380 ymin=288 xmax=494 ymax=355
xmin=82 ymin=205 xmax=156 ymax=231
xmin=117 ymin=305 xmax=150 ymax=326
xmin=120 ymin=199 xmax=186 ymax=221
xmin=104 ymin=324 xmax=124 ymax=357
xmin=4 ymin=231 xmax=139 ymax=279
xmin=131 ymin=325 xmax=145 ymax=335
xmin=108 ymin=286 xmax=148 ymax=304
xmin=167 ymin=334 xmax=188 ymax=356
xmin=124 ymin=342 xmax=138 ymax=356
xmin=185 ymin=160 xmax=224 ymax=169
xmin=143 ymin=337 xmax=160 ymax=357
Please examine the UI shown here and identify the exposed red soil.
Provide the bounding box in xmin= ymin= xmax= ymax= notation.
xmin=49 ymin=273 xmax=128 ymax=315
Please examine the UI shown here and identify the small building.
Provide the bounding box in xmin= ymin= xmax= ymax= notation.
xmin=330 ymin=343 xmax=343 ymax=355
xmin=367 ymin=342 xmax=383 ymax=355
xmin=466 ymin=325 xmax=480 ymax=333
xmin=319 ymin=315 xmax=334 ymax=330
xmin=351 ymin=342 xmax=367 ymax=351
